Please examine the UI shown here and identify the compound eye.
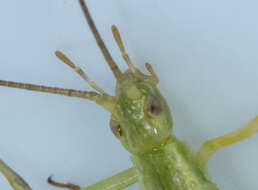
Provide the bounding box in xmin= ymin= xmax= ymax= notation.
xmin=109 ymin=119 xmax=122 ymax=138
xmin=146 ymin=95 xmax=162 ymax=116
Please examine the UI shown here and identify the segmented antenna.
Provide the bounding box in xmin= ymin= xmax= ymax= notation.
xmin=0 ymin=80 xmax=99 ymax=100
xmin=79 ymin=0 xmax=122 ymax=79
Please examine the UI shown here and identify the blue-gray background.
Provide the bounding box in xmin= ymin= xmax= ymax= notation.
xmin=0 ymin=0 xmax=258 ymax=190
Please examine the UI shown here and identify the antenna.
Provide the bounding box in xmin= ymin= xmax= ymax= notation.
xmin=79 ymin=0 xmax=122 ymax=79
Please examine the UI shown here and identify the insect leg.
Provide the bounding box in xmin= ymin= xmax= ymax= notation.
xmin=197 ymin=116 xmax=258 ymax=168
xmin=0 ymin=160 xmax=32 ymax=190
xmin=47 ymin=167 xmax=138 ymax=190
xmin=81 ymin=167 xmax=137 ymax=190
xmin=48 ymin=176 xmax=80 ymax=190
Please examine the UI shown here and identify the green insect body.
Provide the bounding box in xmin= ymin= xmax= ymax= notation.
xmin=112 ymin=70 xmax=219 ymax=190
xmin=1 ymin=1 xmax=258 ymax=190
xmin=133 ymin=139 xmax=218 ymax=190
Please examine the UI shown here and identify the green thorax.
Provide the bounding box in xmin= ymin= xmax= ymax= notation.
xmin=132 ymin=137 xmax=219 ymax=190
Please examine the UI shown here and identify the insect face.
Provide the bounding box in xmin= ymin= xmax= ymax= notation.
xmin=110 ymin=68 xmax=173 ymax=155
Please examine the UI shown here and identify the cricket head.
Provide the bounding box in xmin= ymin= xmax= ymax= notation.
xmin=109 ymin=67 xmax=173 ymax=155
xmin=67 ymin=24 xmax=174 ymax=155
xmin=54 ymin=3 xmax=174 ymax=155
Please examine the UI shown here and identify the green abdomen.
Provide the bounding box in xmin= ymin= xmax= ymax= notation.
xmin=132 ymin=138 xmax=219 ymax=190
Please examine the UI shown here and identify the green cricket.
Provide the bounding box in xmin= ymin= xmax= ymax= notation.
xmin=1 ymin=0 xmax=258 ymax=190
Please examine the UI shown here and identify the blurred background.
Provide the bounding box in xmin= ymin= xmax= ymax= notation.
xmin=0 ymin=0 xmax=258 ymax=190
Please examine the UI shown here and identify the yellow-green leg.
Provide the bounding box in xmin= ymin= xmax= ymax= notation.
xmin=1 ymin=159 xmax=138 ymax=190
xmin=197 ymin=116 xmax=258 ymax=168
xmin=0 ymin=160 xmax=32 ymax=190
xmin=80 ymin=168 xmax=138 ymax=190
xmin=48 ymin=167 xmax=138 ymax=190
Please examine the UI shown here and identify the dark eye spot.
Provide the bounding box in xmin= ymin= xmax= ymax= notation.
xmin=147 ymin=95 xmax=162 ymax=115
xmin=110 ymin=119 xmax=122 ymax=138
